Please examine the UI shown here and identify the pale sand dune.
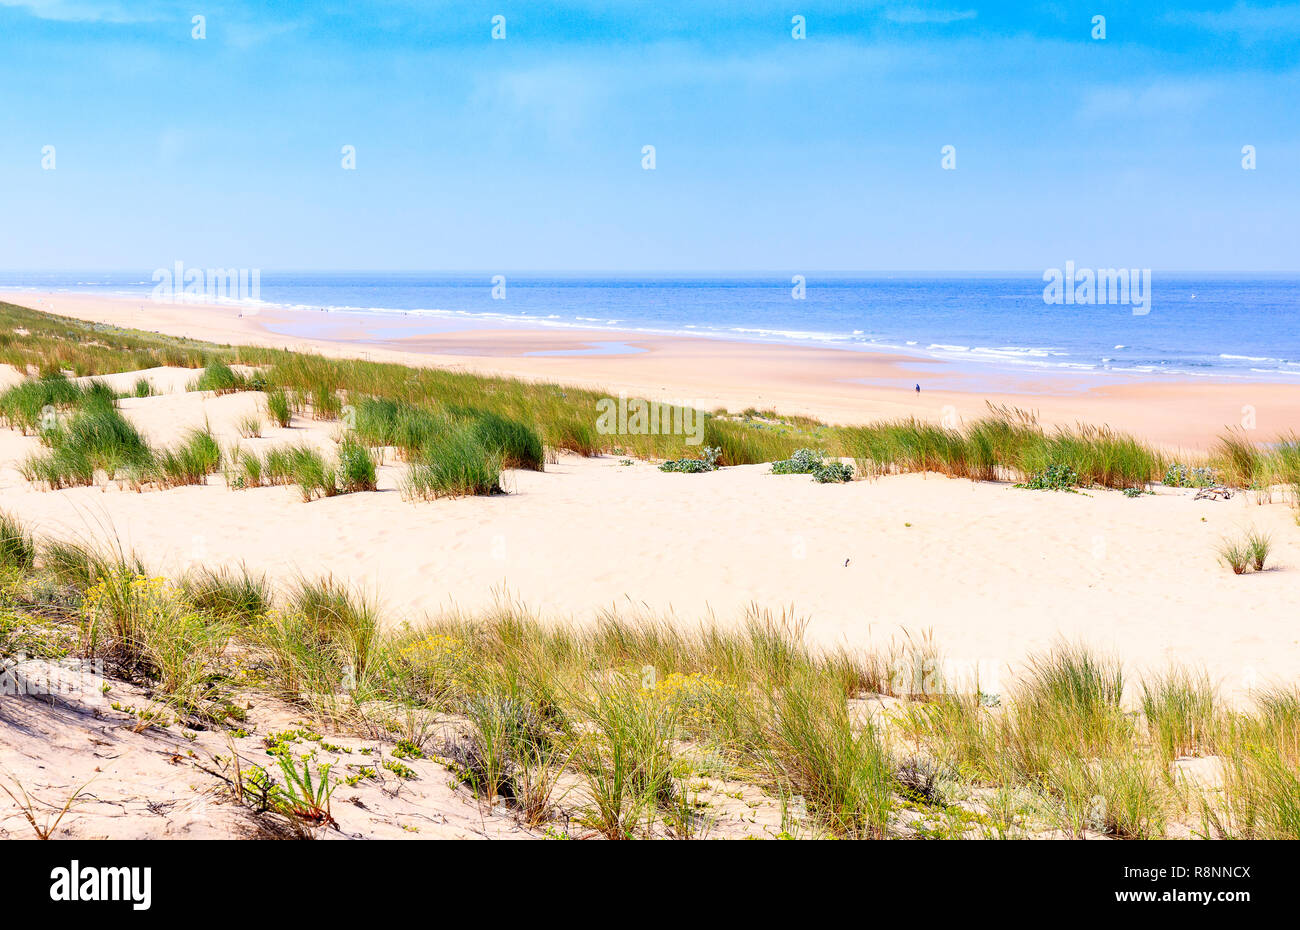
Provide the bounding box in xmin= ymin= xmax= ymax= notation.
xmin=68 ymin=365 xmax=220 ymax=396
xmin=8 ymin=291 xmax=1300 ymax=452
xmin=2 ymin=381 xmax=1297 ymax=702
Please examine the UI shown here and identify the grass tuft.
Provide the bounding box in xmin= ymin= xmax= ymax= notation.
xmin=0 ymin=510 xmax=36 ymax=570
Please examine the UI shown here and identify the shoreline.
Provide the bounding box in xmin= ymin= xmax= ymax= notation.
xmin=8 ymin=290 xmax=1300 ymax=451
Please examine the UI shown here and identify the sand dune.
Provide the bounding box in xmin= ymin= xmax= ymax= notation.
xmin=3 ymin=376 xmax=1296 ymax=703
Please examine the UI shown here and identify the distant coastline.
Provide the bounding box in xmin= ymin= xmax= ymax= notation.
xmin=9 ymin=289 xmax=1300 ymax=452
xmin=4 ymin=271 xmax=1300 ymax=383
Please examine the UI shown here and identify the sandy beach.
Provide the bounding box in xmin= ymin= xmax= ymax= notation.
xmin=1 ymin=295 xmax=1297 ymax=700
xmin=10 ymin=291 xmax=1300 ymax=452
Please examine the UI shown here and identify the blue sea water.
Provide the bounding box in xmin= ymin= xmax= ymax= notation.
xmin=4 ymin=271 xmax=1299 ymax=382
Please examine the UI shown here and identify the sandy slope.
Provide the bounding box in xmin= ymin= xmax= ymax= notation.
xmin=0 ymin=657 xmax=548 ymax=839
xmin=2 ymin=378 xmax=1296 ymax=702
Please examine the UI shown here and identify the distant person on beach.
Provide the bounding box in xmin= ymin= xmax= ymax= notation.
xmin=915 ymin=384 xmax=920 ymax=394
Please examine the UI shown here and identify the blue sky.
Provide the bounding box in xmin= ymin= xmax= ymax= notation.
xmin=0 ymin=1 xmax=1297 ymax=271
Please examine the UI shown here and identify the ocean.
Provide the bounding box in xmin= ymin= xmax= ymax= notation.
xmin=4 ymin=271 xmax=1299 ymax=382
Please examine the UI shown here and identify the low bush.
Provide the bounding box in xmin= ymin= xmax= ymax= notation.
xmin=1016 ymin=463 xmax=1079 ymax=492
xmin=659 ymin=446 xmax=722 ymax=474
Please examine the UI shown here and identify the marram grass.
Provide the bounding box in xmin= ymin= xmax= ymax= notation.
xmin=7 ymin=299 xmax=1300 ymax=500
xmin=1 ymin=519 xmax=1298 ymax=839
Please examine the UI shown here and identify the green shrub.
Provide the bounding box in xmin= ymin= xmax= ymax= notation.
xmin=771 ymin=448 xmax=825 ymax=475
xmin=659 ymin=446 xmax=721 ymax=473
xmin=812 ymin=461 xmax=854 ymax=483
xmin=1016 ymin=463 xmax=1079 ymax=492
xmin=1164 ymin=463 xmax=1216 ymax=488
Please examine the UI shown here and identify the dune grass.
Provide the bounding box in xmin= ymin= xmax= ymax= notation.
xmin=264 ymin=388 xmax=293 ymax=428
xmin=838 ymin=407 xmax=1163 ymax=490
xmin=152 ymin=426 xmax=222 ymax=488
xmin=757 ymin=670 xmax=894 ymax=839
xmin=286 ymin=446 xmax=338 ymax=501
xmin=351 ymin=396 xmax=445 ymax=457
xmin=225 ymin=445 xmax=264 ymax=489
xmin=1247 ymin=529 xmax=1272 ymax=570
xmin=1205 ymin=687 xmax=1300 ymax=839
xmin=0 ymin=301 xmax=213 ymax=375
xmin=233 ymin=441 xmax=376 ymax=500
xmin=22 ymin=401 xmax=154 ymax=488
xmin=0 ymin=510 xmax=36 ymax=570
xmin=179 ymin=564 xmax=272 ymax=625
xmin=0 ymin=524 xmax=1297 ymax=838
xmin=257 ymin=443 xmax=330 ymax=498
xmin=38 ymin=537 xmax=146 ymax=591
xmin=1140 ymin=667 xmax=1217 ymax=764
xmin=10 ymin=376 xmax=218 ymax=490
xmin=192 ymin=360 xmax=249 ymax=394
xmin=236 ymin=414 xmax=263 ymax=438
xmin=468 ymin=410 xmax=545 ymax=471
xmin=351 ymin=397 xmax=543 ymax=474
xmin=5 ymin=299 xmax=1300 ymax=507
xmin=262 ymin=443 xmax=313 ymax=486
xmin=401 ymin=426 xmax=502 ymax=499
xmin=337 ymin=437 xmax=378 ymax=493
xmin=567 ymin=676 xmax=682 ymax=838
xmin=310 ymin=385 xmax=343 ymax=420
xmin=1218 ymin=535 xmax=1254 ymax=574
xmin=0 ymin=373 xmax=97 ymax=434
xmin=78 ymin=569 xmax=230 ymax=711
xmin=1212 ymin=429 xmax=1260 ymax=488
xmin=254 ymin=575 xmax=383 ymax=714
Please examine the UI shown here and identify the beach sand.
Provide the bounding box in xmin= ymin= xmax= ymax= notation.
xmin=9 ymin=290 xmax=1300 ymax=452
xmin=0 ymin=352 xmax=1295 ymax=701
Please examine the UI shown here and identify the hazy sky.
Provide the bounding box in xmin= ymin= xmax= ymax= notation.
xmin=1 ymin=1 xmax=1296 ymax=271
